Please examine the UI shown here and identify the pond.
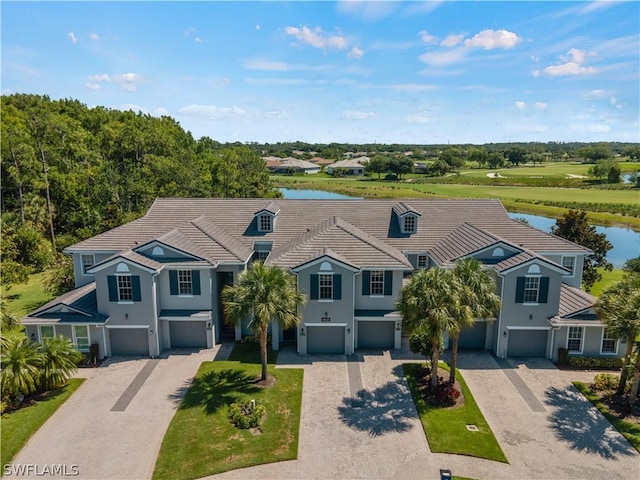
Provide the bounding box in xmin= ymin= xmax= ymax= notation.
xmin=279 ymin=188 xmax=638 ymax=267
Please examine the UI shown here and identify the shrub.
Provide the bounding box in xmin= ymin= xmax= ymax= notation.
xmin=558 ymin=348 xmax=569 ymax=365
xmin=434 ymin=382 xmax=461 ymax=406
xmin=590 ymin=373 xmax=619 ymax=391
xmin=228 ymin=400 xmax=267 ymax=429
xmin=567 ymin=356 xmax=623 ymax=369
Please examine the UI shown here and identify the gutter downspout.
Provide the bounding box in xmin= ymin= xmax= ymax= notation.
xmin=496 ymin=274 xmax=505 ymax=358
xmin=152 ymin=272 xmax=160 ymax=357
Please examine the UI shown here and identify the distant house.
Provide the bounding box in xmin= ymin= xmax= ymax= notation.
xmin=272 ymin=157 xmax=321 ymax=175
xmin=327 ymin=157 xmax=370 ymax=176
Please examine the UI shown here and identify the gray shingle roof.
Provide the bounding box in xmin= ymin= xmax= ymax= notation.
xmin=22 ymin=282 xmax=107 ymax=324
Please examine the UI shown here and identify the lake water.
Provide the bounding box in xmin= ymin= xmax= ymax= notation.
xmin=279 ymin=188 xmax=638 ymax=267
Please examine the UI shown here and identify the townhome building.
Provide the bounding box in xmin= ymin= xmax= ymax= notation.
xmin=22 ymin=198 xmax=624 ymax=362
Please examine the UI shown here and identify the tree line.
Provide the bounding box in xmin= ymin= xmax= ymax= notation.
xmin=1 ymin=94 xmax=278 ymax=285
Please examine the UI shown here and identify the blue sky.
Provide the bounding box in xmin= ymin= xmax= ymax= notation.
xmin=2 ymin=1 xmax=638 ymax=144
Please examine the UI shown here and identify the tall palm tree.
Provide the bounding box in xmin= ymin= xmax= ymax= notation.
xmin=398 ymin=268 xmax=459 ymax=390
xmin=449 ymin=259 xmax=501 ymax=383
xmin=596 ymin=273 xmax=640 ymax=397
xmin=0 ymin=335 xmax=42 ymax=399
xmin=222 ymin=262 xmax=306 ymax=381
xmin=39 ymin=336 xmax=82 ymax=391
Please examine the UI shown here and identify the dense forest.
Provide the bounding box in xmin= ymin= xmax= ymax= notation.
xmin=1 ymin=94 xmax=277 ymax=286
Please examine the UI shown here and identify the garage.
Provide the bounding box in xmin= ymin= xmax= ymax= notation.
xmin=110 ymin=328 xmax=150 ymax=356
xmin=169 ymin=321 xmax=207 ymax=348
xmin=455 ymin=322 xmax=487 ymax=349
xmin=507 ymin=329 xmax=548 ymax=357
xmin=357 ymin=320 xmax=395 ymax=349
xmin=307 ymin=326 xmax=345 ymax=354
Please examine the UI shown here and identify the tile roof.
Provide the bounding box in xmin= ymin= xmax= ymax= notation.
xmin=429 ymin=223 xmax=508 ymax=265
xmin=67 ymin=199 xmax=588 ymax=270
xmin=494 ymin=251 xmax=538 ymax=272
xmin=557 ymin=283 xmax=596 ymax=318
xmin=22 ymin=282 xmax=107 ymax=324
xmin=392 ymin=201 xmax=421 ymax=217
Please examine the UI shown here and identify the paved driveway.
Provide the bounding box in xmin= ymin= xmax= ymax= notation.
xmin=209 ymin=349 xmax=638 ymax=480
xmin=12 ymin=348 xmax=215 ymax=480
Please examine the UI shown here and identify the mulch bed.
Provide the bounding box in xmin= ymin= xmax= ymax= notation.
xmin=253 ymin=374 xmax=277 ymax=388
xmin=592 ymin=389 xmax=640 ymax=424
xmin=414 ymin=366 xmax=465 ymax=408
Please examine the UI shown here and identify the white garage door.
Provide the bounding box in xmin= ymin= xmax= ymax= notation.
xmin=110 ymin=329 xmax=149 ymax=356
xmin=169 ymin=321 xmax=207 ymax=348
xmin=507 ymin=330 xmax=547 ymax=357
xmin=307 ymin=326 xmax=345 ymax=354
xmin=358 ymin=321 xmax=395 ymax=349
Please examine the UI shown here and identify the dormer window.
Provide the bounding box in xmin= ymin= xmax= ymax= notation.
xmin=403 ymin=216 xmax=416 ymax=234
xmin=258 ymin=214 xmax=273 ymax=232
xmin=81 ymin=254 xmax=95 ymax=274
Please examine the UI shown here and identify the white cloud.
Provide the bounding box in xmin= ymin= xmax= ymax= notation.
xmin=155 ymin=108 xmax=169 ymax=116
xmin=584 ymin=89 xmax=608 ymax=99
xmin=113 ymin=73 xmax=143 ymax=91
xmin=543 ymin=48 xmax=597 ymax=76
xmin=243 ymin=59 xmax=289 ymax=71
xmin=464 ymin=29 xmax=520 ymax=50
xmin=569 ymin=123 xmax=611 ymax=133
xmin=265 ymin=110 xmax=288 ymax=119
xmin=508 ymin=123 xmax=548 ymax=133
xmin=256 ymin=24 xmax=261 ymax=30
xmin=534 ymin=102 xmax=548 ymax=110
xmin=342 ymin=110 xmax=375 ymax=120
xmin=67 ymin=31 xmax=77 ymax=44
xmin=194 ymin=37 xmax=203 ymax=43
xmin=407 ymin=112 xmax=431 ymax=124
xmin=178 ymin=104 xmax=247 ymax=120
xmin=89 ymin=33 xmax=99 ymax=41
xmin=514 ymin=101 xmax=527 ymax=109
xmin=419 ymin=30 xmax=437 ymax=44
xmin=610 ymin=96 xmax=623 ymax=109
xmin=386 ymin=83 xmax=437 ymax=92
xmin=441 ymin=34 xmax=465 ymax=47
xmin=84 ymin=82 xmax=101 ymax=90
xmin=285 ymin=26 xmax=347 ymax=50
xmin=348 ymin=46 xmax=364 ymax=59
xmin=419 ymin=47 xmax=467 ymax=66
xmin=532 ymin=69 xmax=541 ymax=78
xmin=88 ymin=73 xmax=110 ymax=82
xmin=337 ymin=1 xmax=398 ymax=22
xmin=121 ymin=104 xmax=147 ymax=113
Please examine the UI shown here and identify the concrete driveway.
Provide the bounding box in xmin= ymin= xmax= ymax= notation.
xmin=209 ymin=348 xmax=638 ymax=480
xmin=12 ymin=348 xmax=215 ymax=480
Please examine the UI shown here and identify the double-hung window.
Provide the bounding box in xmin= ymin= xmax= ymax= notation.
xmin=567 ymin=326 xmax=583 ymax=352
xmin=73 ymin=325 xmax=90 ymax=351
xmin=370 ymin=271 xmax=384 ymax=296
xmin=562 ymin=256 xmax=575 ymax=276
xmin=523 ymin=277 xmax=540 ymax=303
xmin=319 ymin=274 xmax=333 ymax=300
xmin=81 ymin=254 xmax=95 ymax=274
xmin=257 ymin=251 xmax=269 ymax=262
xmin=178 ymin=270 xmax=193 ymax=295
xmin=601 ymin=328 xmax=617 ymax=354
xmin=117 ymin=275 xmax=133 ymax=301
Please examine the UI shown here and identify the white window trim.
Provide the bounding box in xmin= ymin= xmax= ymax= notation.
xmin=81 ymin=254 xmax=95 ymax=276
xmin=318 ymin=273 xmax=334 ymax=301
xmin=39 ymin=325 xmax=56 ymax=342
xmin=567 ymin=326 xmax=584 ymax=354
xmin=116 ymin=273 xmax=134 ymax=304
xmin=177 ymin=270 xmax=193 ymax=296
xmin=599 ymin=328 xmax=618 ymax=355
xmin=522 ymin=275 xmax=541 ymax=305
xmin=561 ymin=255 xmax=576 ymax=278
xmin=72 ymin=325 xmax=91 ymax=352
xmin=370 ymin=271 xmax=385 ymax=296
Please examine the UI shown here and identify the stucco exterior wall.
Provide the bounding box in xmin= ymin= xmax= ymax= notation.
xmin=72 ymin=252 xmax=115 ymax=287
xmin=158 ymin=268 xmax=213 ymax=310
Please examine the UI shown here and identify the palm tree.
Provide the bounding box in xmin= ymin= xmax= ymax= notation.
xmin=596 ymin=273 xmax=640 ymax=398
xmin=449 ymin=259 xmax=500 ymax=383
xmin=222 ymin=262 xmax=306 ymax=382
xmin=0 ymin=335 xmax=42 ymax=399
xmin=39 ymin=336 xmax=82 ymax=391
xmin=398 ymin=268 xmax=459 ymax=390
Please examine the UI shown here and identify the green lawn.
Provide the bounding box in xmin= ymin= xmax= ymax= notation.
xmin=573 ymin=382 xmax=640 ymax=452
xmin=590 ymin=268 xmax=626 ymax=297
xmin=152 ymin=345 xmax=303 ymax=480
xmin=2 ymin=272 xmax=53 ymax=318
xmin=403 ymin=363 xmax=508 ymax=463
xmin=1 ymin=378 xmax=85 ymax=467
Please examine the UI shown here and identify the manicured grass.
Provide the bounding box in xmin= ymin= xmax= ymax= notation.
xmin=403 ymin=363 xmax=508 ymax=463
xmin=2 ymin=272 xmax=53 ymax=318
xmin=590 ymin=268 xmax=626 ymax=297
xmin=573 ymin=382 xmax=640 ymax=452
xmin=1 ymin=378 xmax=85 ymax=467
xmin=153 ymin=345 xmax=304 ymax=480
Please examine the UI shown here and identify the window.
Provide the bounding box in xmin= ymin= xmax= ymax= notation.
xmin=73 ymin=325 xmax=90 ymax=351
xmin=601 ymin=328 xmax=617 ymax=354
xmin=257 ymin=251 xmax=269 ymax=262
xmin=403 ymin=216 xmax=416 ymax=233
xmin=567 ymin=326 xmax=583 ymax=352
xmin=258 ymin=214 xmax=272 ymax=232
xmin=417 ymin=255 xmax=428 ymax=268
xmin=40 ymin=325 xmax=55 ymax=340
xmin=523 ymin=277 xmax=540 ymax=303
xmin=81 ymin=254 xmax=95 ymax=274
xmin=178 ymin=270 xmax=193 ymax=295
xmin=370 ymin=271 xmax=384 ymax=295
xmin=562 ymin=256 xmax=575 ymax=276
xmin=319 ymin=274 xmax=333 ymax=300
xmin=117 ymin=275 xmax=133 ymax=301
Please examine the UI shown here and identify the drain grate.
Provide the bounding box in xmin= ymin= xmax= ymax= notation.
xmin=466 ymin=424 xmax=480 ymax=432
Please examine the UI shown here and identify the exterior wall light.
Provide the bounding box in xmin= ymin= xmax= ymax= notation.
xmin=503 ymin=331 xmax=507 ymax=337
xmin=300 ymin=327 xmax=305 ymax=336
